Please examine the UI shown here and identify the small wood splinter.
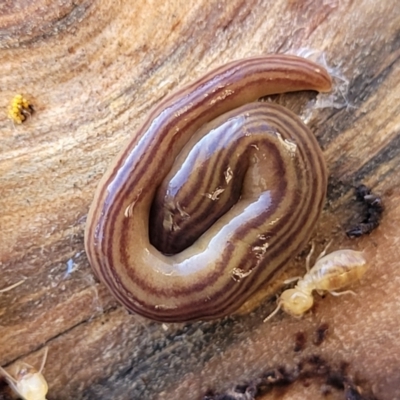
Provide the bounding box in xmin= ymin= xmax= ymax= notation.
xmin=263 ymin=242 xmax=368 ymax=322
xmin=0 ymin=347 xmax=49 ymax=400
xmin=0 ymin=280 xmax=25 ymax=293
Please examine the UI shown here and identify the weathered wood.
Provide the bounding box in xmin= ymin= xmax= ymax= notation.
xmin=0 ymin=0 xmax=399 ymax=399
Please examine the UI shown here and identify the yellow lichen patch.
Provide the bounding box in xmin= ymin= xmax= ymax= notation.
xmin=8 ymin=94 xmax=33 ymax=124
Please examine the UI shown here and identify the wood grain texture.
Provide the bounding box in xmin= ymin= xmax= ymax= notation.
xmin=0 ymin=0 xmax=399 ymax=399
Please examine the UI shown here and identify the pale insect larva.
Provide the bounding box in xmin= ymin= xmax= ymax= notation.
xmin=0 ymin=348 xmax=49 ymax=400
xmin=264 ymin=244 xmax=368 ymax=322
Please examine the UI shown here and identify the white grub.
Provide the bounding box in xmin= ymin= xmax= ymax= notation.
xmin=0 ymin=347 xmax=49 ymax=400
xmin=264 ymin=242 xmax=368 ymax=322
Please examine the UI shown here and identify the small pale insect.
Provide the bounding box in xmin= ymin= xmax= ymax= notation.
xmin=264 ymin=243 xmax=368 ymax=322
xmin=8 ymin=94 xmax=33 ymax=124
xmin=0 ymin=348 xmax=48 ymax=400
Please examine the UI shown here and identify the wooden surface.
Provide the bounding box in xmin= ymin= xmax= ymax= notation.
xmin=1 ymin=1 xmax=399 ymax=399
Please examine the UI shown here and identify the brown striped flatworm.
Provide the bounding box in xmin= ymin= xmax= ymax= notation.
xmin=85 ymin=54 xmax=332 ymax=322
